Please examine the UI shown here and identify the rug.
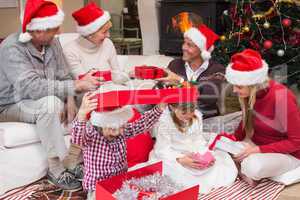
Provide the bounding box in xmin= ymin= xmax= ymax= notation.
xmin=0 ymin=178 xmax=86 ymax=200
xmin=1 ymin=178 xmax=284 ymax=200
xmin=199 ymin=179 xmax=285 ymax=200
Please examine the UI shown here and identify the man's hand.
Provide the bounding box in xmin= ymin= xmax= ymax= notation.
xmin=74 ymin=70 xmax=104 ymax=93
xmin=77 ymin=92 xmax=98 ymax=122
xmin=234 ymin=142 xmax=261 ymax=162
xmin=156 ymin=69 xmax=183 ymax=84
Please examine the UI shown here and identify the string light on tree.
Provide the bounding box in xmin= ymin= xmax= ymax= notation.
xmin=220 ymin=35 xmax=226 ymax=41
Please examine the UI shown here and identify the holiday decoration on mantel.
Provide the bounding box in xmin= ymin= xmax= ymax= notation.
xmin=213 ymin=0 xmax=300 ymax=87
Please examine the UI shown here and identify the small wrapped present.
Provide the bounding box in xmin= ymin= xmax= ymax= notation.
xmin=208 ymin=132 xmax=245 ymax=155
xmin=135 ymin=66 xmax=166 ymax=79
xmin=190 ymin=151 xmax=215 ymax=167
xmin=78 ymin=70 xmax=112 ymax=81
xmin=96 ymin=162 xmax=199 ymax=200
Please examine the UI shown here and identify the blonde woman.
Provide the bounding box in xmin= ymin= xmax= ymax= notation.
xmin=64 ymin=2 xmax=128 ymax=83
xmin=225 ymin=49 xmax=300 ymax=186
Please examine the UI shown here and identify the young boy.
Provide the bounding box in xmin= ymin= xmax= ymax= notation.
xmin=71 ymin=85 xmax=166 ymax=199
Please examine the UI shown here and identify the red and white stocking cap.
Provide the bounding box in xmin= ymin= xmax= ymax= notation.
xmin=225 ymin=49 xmax=269 ymax=86
xmin=184 ymin=24 xmax=219 ymax=61
xmin=72 ymin=2 xmax=111 ymax=36
xmin=90 ymin=83 xmax=134 ymax=128
xmin=19 ymin=0 xmax=64 ymax=43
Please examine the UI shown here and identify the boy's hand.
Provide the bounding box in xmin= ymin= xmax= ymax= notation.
xmin=77 ymin=92 xmax=98 ymax=122
xmin=158 ymin=103 xmax=167 ymax=111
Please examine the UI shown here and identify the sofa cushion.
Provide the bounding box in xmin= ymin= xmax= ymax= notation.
xmin=0 ymin=122 xmax=69 ymax=148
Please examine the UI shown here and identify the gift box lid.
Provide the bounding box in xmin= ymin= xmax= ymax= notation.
xmin=135 ymin=66 xmax=166 ymax=79
xmin=96 ymin=162 xmax=199 ymax=200
xmin=95 ymin=87 xmax=199 ymax=111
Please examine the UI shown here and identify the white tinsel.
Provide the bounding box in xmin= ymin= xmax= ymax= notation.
xmin=113 ymin=172 xmax=182 ymax=200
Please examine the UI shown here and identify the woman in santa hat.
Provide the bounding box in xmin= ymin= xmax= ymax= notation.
xmin=64 ymin=2 xmax=129 ymax=84
xmin=225 ymin=49 xmax=300 ymax=186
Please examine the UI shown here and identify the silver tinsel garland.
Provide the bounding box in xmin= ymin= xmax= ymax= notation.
xmin=113 ymin=172 xmax=182 ymax=200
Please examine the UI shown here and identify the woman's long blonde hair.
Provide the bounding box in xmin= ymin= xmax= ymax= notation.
xmin=239 ymin=79 xmax=269 ymax=138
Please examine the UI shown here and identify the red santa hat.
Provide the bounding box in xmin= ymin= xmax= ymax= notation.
xmin=72 ymin=2 xmax=111 ymax=36
xmin=19 ymin=0 xmax=64 ymax=43
xmin=225 ymin=49 xmax=269 ymax=86
xmin=184 ymin=24 xmax=219 ymax=61
xmin=90 ymin=83 xmax=134 ymax=128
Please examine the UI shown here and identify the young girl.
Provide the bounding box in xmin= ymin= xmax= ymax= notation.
xmin=71 ymin=86 xmax=166 ymax=200
xmin=225 ymin=49 xmax=300 ymax=186
xmin=140 ymin=102 xmax=238 ymax=194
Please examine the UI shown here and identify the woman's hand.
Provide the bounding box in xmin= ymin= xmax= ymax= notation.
xmin=77 ymin=92 xmax=98 ymax=122
xmin=177 ymin=155 xmax=212 ymax=170
xmin=234 ymin=142 xmax=261 ymax=162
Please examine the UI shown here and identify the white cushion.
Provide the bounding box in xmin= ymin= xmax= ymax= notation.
xmin=0 ymin=122 xmax=70 ymax=148
xmin=271 ymin=165 xmax=300 ymax=185
xmin=0 ymin=135 xmax=71 ymax=195
xmin=0 ymin=122 xmax=39 ymax=148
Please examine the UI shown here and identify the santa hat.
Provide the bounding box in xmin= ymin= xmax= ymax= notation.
xmin=225 ymin=49 xmax=269 ymax=86
xmin=90 ymin=83 xmax=134 ymax=128
xmin=184 ymin=24 xmax=219 ymax=61
xmin=72 ymin=2 xmax=111 ymax=36
xmin=19 ymin=0 xmax=64 ymax=43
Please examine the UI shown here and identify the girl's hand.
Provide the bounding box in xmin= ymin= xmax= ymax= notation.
xmin=77 ymin=92 xmax=98 ymax=121
xmin=177 ymin=155 xmax=210 ymax=170
xmin=158 ymin=103 xmax=167 ymax=111
xmin=234 ymin=142 xmax=260 ymax=162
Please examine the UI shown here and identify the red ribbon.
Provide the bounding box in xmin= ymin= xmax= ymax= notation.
xmin=208 ymin=132 xmax=237 ymax=151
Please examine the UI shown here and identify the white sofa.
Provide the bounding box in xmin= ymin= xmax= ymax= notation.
xmin=0 ymin=33 xmax=173 ymax=195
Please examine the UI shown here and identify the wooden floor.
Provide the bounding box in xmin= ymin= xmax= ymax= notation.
xmin=278 ymin=183 xmax=300 ymax=200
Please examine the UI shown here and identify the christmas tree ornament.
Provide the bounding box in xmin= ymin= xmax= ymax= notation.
xmin=243 ymin=26 xmax=250 ymax=32
xmin=263 ymin=21 xmax=270 ymax=29
xmin=223 ymin=10 xmax=228 ymax=15
xmin=282 ymin=18 xmax=292 ymax=27
xmin=220 ymin=35 xmax=226 ymax=41
xmin=263 ymin=40 xmax=273 ymax=49
xmin=277 ymin=49 xmax=285 ymax=57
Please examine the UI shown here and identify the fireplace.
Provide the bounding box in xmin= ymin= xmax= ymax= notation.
xmin=159 ymin=0 xmax=230 ymax=55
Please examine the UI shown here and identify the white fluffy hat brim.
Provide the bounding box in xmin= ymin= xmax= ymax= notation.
xmin=90 ymin=105 xmax=134 ymax=128
xmin=184 ymin=27 xmax=211 ymax=61
xmin=76 ymin=11 xmax=110 ymax=36
xmin=19 ymin=9 xmax=64 ymax=43
xmin=225 ymin=60 xmax=269 ymax=86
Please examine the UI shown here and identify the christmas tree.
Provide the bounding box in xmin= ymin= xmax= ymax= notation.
xmin=212 ymin=0 xmax=300 ymax=88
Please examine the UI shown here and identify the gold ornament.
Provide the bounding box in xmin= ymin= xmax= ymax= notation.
xmin=243 ymin=26 xmax=250 ymax=32
xmin=220 ymin=35 xmax=226 ymax=41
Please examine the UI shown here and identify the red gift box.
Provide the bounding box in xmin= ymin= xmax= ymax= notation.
xmin=96 ymin=162 xmax=199 ymax=200
xmin=78 ymin=70 xmax=112 ymax=81
xmin=135 ymin=66 xmax=166 ymax=79
xmin=95 ymin=87 xmax=199 ymax=111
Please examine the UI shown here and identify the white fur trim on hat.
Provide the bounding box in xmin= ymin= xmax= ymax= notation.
xmin=225 ymin=60 xmax=269 ymax=86
xmin=76 ymin=11 xmax=110 ymax=36
xmin=19 ymin=32 xmax=33 ymax=43
xmin=26 ymin=9 xmax=64 ymax=31
xmin=184 ymin=27 xmax=211 ymax=61
xmin=90 ymin=105 xmax=134 ymax=128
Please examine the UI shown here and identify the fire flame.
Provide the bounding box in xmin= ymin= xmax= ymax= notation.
xmin=172 ymin=12 xmax=193 ymax=33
